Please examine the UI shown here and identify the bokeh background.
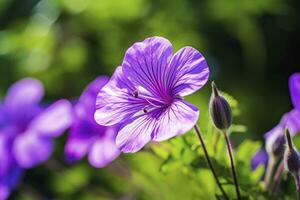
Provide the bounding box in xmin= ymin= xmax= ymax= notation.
xmin=0 ymin=0 xmax=299 ymax=199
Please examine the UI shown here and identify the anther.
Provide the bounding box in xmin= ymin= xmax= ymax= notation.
xmin=133 ymin=90 xmax=139 ymax=98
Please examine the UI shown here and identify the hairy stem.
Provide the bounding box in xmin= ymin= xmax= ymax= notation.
xmin=194 ymin=125 xmax=229 ymax=200
xmin=223 ymin=130 xmax=241 ymax=200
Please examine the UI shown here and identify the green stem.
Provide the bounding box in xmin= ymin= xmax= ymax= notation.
xmin=294 ymin=173 xmax=300 ymax=200
xmin=194 ymin=125 xmax=229 ymax=200
xmin=223 ymin=129 xmax=241 ymax=200
xmin=213 ymin=131 xmax=221 ymax=153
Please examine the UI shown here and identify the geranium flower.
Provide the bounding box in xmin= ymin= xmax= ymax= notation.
xmin=252 ymin=73 xmax=300 ymax=170
xmin=0 ymin=78 xmax=73 ymax=199
xmin=94 ymin=36 xmax=209 ymax=153
xmin=65 ymin=77 xmax=120 ymax=168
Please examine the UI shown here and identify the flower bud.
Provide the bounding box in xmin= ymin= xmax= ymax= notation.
xmin=209 ymin=82 xmax=232 ymax=130
xmin=284 ymin=129 xmax=300 ymax=174
xmin=272 ymin=135 xmax=286 ymax=156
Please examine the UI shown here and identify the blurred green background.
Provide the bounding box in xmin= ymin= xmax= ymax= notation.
xmin=0 ymin=0 xmax=299 ymax=199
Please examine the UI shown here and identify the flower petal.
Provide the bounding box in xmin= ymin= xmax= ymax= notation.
xmin=0 ymin=164 xmax=22 ymax=200
xmin=4 ymin=78 xmax=44 ymax=114
xmin=281 ymin=109 xmax=300 ymax=136
xmin=95 ymin=67 xmax=147 ymax=126
xmin=88 ymin=128 xmax=120 ymax=168
xmin=0 ymin=185 xmax=9 ymax=200
xmin=264 ymin=109 xmax=300 ymax=156
xmin=29 ymin=100 xmax=73 ymax=138
xmin=116 ymin=114 xmax=157 ymax=153
xmin=152 ymin=100 xmax=199 ymax=141
xmin=264 ymin=123 xmax=284 ymax=155
xmin=251 ymin=149 xmax=268 ymax=170
xmin=169 ymin=47 xmax=210 ymax=96
xmin=289 ymin=73 xmax=300 ymax=110
xmin=0 ymin=104 xmax=7 ymax=127
xmin=13 ymin=133 xmax=53 ymax=168
xmin=122 ymin=36 xmax=173 ymax=98
xmin=78 ymin=76 xmax=109 ymax=119
xmin=65 ymin=120 xmax=98 ymax=162
xmin=0 ymin=134 xmax=10 ymax=178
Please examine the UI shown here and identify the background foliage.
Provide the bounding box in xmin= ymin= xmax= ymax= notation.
xmin=0 ymin=0 xmax=299 ymax=199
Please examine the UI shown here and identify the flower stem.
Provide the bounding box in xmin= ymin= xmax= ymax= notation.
xmin=194 ymin=125 xmax=229 ymax=200
xmin=271 ymin=160 xmax=284 ymax=193
xmin=264 ymin=155 xmax=276 ymax=190
xmin=213 ymin=131 xmax=221 ymax=153
xmin=223 ymin=130 xmax=241 ymax=200
xmin=294 ymin=173 xmax=300 ymax=200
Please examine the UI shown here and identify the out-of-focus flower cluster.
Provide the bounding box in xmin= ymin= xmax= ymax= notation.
xmin=0 ymin=78 xmax=73 ymax=199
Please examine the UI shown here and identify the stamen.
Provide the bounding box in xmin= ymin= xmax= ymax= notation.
xmin=132 ymin=90 xmax=139 ymax=98
xmin=175 ymin=95 xmax=184 ymax=100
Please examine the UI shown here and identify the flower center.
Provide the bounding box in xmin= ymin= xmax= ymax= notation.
xmin=131 ymin=88 xmax=181 ymax=114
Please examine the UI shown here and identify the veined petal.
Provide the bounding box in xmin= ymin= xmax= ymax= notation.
xmin=122 ymin=37 xmax=173 ymax=98
xmin=95 ymin=67 xmax=147 ymax=126
xmin=4 ymin=78 xmax=44 ymax=114
xmin=116 ymin=114 xmax=157 ymax=153
xmin=152 ymin=100 xmax=199 ymax=141
xmin=28 ymin=100 xmax=73 ymax=138
xmin=289 ymin=73 xmax=300 ymax=110
xmin=88 ymin=127 xmax=120 ymax=168
xmin=169 ymin=47 xmax=209 ymax=96
xmin=12 ymin=133 xmax=53 ymax=168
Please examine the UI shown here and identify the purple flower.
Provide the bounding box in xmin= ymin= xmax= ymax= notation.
xmin=252 ymin=73 xmax=300 ymax=170
xmin=94 ymin=36 xmax=210 ymax=153
xmin=0 ymin=78 xmax=73 ymax=199
xmin=65 ymin=77 xmax=120 ymax=168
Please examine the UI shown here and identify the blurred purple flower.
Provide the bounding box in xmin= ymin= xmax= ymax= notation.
xmin=0 ymin=78 xmax=73 ymax=199
xmin=94 ymin=36 xmax=209 ymax=153
xmin=252 ymin=73 xmax=300 ymax=170
xmin=65 ymin=77 xmax=120 ymax=168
